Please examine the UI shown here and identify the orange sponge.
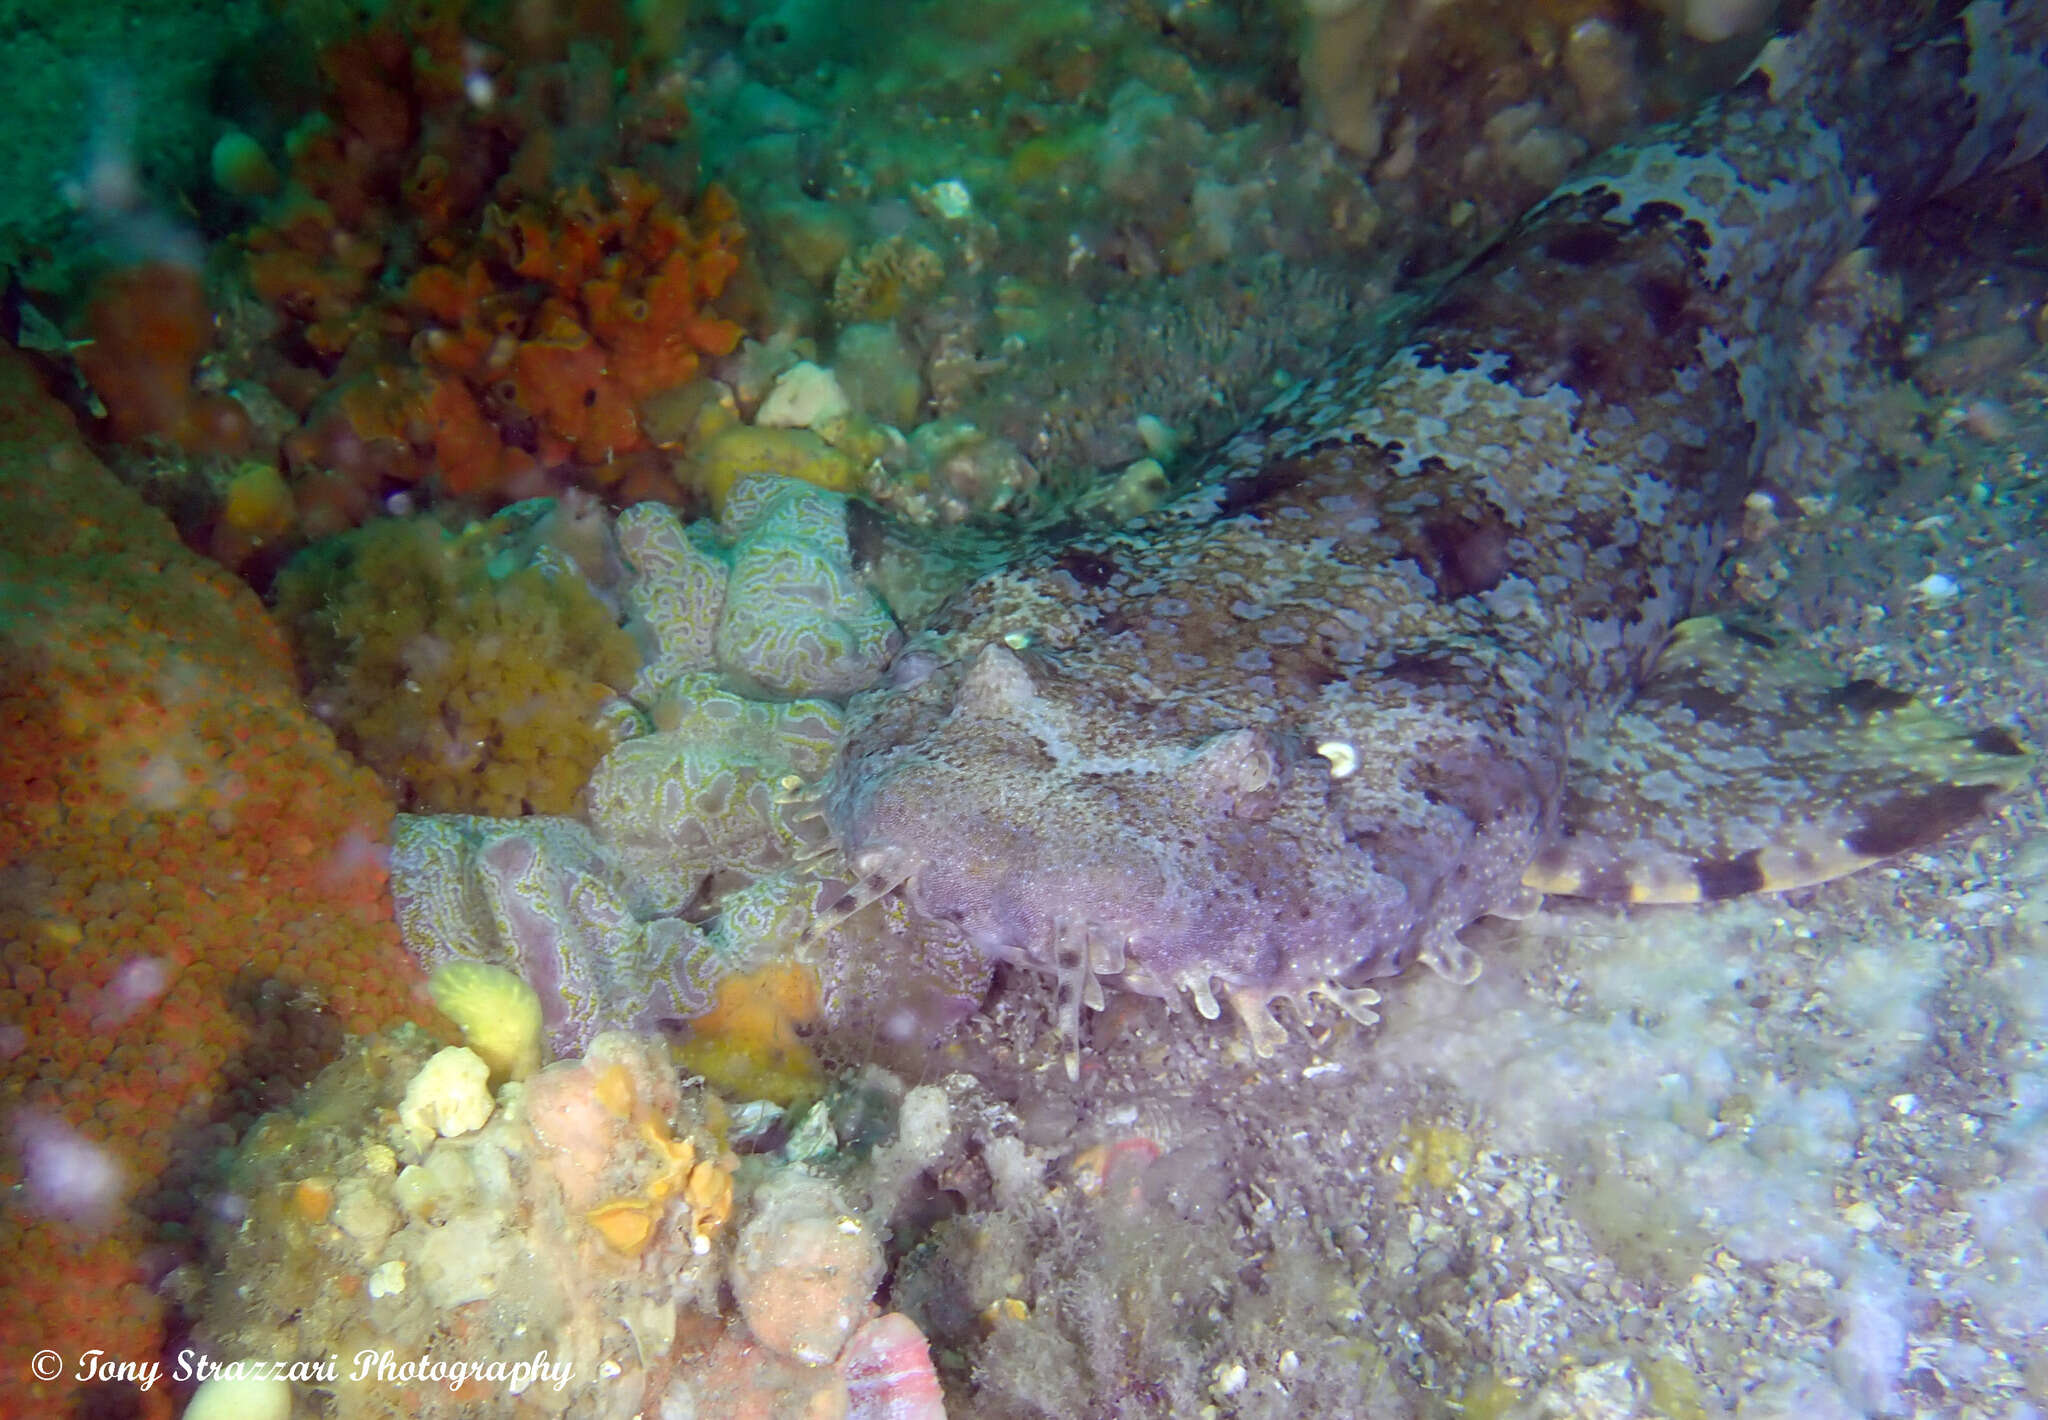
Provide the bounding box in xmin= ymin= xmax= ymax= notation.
xmin=672 ymin=963 xmax=824 ymax=1108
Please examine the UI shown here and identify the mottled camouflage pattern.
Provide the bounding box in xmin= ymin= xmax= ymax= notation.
xmin=824 ymin=1 xmax=2048 ymax=1065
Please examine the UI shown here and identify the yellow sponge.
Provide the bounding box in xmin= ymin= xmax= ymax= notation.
xmin=672 ymin=962 xmax=823 ymax=1107
xmin=428 ymin=962 xmax=545 ymax=1083
xmin=690 ymin=425 xmax=858 ymax=514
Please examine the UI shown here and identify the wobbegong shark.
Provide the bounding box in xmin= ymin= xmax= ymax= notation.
xmin=820 ymin=0 xmax=2045 ymax=1075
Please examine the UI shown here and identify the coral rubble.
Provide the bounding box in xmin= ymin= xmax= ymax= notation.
xmin=199 ymin=1028 xmax=734 ymax=1419
xmin=198 ymin=1026 xmax=947 ymax=1418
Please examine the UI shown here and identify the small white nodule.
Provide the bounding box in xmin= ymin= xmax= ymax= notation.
xmin=1316 ymin=740 xmax=1359 ymax=779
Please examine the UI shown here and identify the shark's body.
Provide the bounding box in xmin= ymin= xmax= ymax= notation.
xmin=823 ymin=2 xmax=2043 ymax=1069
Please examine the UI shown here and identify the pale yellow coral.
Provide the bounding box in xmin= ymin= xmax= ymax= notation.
xmin=427 ymin=962 xmax=545 ymax=1083
xmin=397 ymin=1046 xmax=495 ymax=1146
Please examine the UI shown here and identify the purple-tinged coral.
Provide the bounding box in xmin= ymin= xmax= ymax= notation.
xmin=618 ymin=502 xmax=728 ymax=702
xmin=615 ymin=483 xmax=898 ymax=708
xmin=585 ymin=671 xmax=841 ymax=913
xmin=390 ymin=813 xmax=727 ymax=1055
xmin=709 ymin=870 xmax=825 ymax=962
xmin=715 ymin=474 xmax=901 ymax=700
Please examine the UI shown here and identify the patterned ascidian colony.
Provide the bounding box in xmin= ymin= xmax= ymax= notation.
xmin=0 ymin=347 xmax=442 ymax=1418
xmin=375 ymin=473 xmax=898 ymax=1069
xmin=823 ymin=2 xmax=2043 ymax=1076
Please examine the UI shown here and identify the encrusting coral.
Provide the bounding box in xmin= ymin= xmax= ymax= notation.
xmin=390 ymin=812 xmax=734 ymax=1056
xmin=614 ymin=477 xmax=900 ymax=707
xmin=379 ymin=484 xmax=902 ymax=1094
xmin=196 ymin=1027 xmax=741 ymax=1419
xmin=196 ymin=1024 xmax=948 ymax=1418
xmin=618 ymin=500 xmax=727 ymax=697
xmin=272 ymin=503 xmax=641 ymax=815
xmin=0 ymin=345 xmax=438 ymax=1419
xmin=584 ymin=669 xmax=845 ymax=908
